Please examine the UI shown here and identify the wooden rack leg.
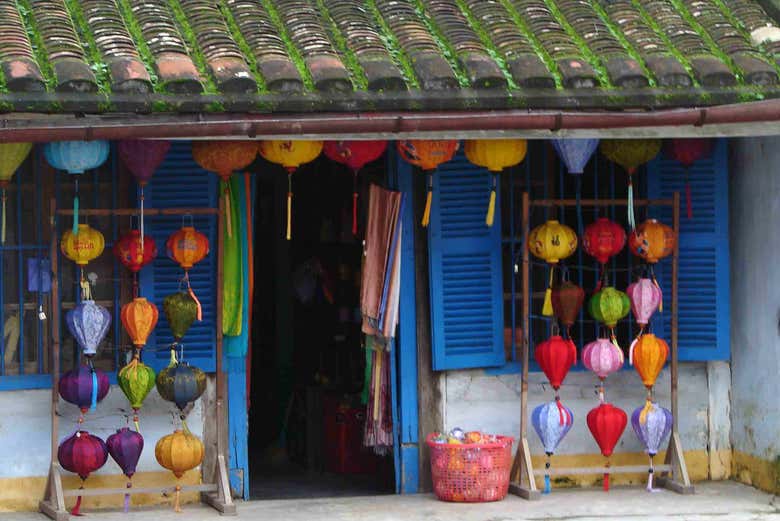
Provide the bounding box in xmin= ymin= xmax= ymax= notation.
xmin=201 ymin=454 xmax=236 ymax=515
xmin=39 ymin=463 xmax=68 ymax=521
xmin=656 ymin=433 xmax=694 ymax=494
xmin=509 ymin=438 xmax=540 ymax=500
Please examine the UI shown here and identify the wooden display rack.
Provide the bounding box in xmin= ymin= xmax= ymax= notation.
xmin=509 ymin=192 xmax=693 ymax=500
xmin=40 ymin=199 xmax=235 ymax=520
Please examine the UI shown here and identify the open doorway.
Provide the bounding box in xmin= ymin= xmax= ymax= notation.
xmin=248 ymin=152 xmax=395 ymax=499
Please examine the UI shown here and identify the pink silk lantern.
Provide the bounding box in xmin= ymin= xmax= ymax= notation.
xmin=627 ymin=278 xmax=662 ymax=332
xmin=582 ymin=338 xmax=624 ymax=402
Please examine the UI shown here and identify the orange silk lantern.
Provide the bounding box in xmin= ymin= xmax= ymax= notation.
xmin=628 ymin=219 xmax=675 ymax=264
xmin=258 ymin=140 xmax=323 ymax=240
xmin=397 ymin=140 xmax=458 ymax=227
xmin=166 ymin=224 xmax=210 ymax=321
xmin=629 ymin=333 xmax=668 ymax=389
xmin=121 ymin=297 xmax=159 ymax=348
xmin=192 ymin=141 xmax=258 ymax=238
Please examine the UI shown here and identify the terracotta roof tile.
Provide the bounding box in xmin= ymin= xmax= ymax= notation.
xmin=0 ymin=0 xmax=45 ymax=91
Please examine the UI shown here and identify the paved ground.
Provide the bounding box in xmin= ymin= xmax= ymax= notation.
xmin=2 ymin=481 xmax=778 ymax=520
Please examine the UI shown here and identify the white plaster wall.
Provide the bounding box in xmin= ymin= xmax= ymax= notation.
xmin=0 ymin=384 xmax=205 ymax=479
xmin=444 ymin=364 xmax=712 ymax=455
xmin=730 ymin=137 xmax=780 ymax=462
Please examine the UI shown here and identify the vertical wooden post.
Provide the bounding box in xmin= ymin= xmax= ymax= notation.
xmin=216 ymin=187 xmax=226 ymax=466
xmin=49 ymin=197 xmax=59 ymax=462
xmin=671 ymin=191 xmax=680 ymax=429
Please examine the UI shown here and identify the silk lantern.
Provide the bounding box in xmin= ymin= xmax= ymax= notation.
xmin=121 ymin=297 xmax=159 ymax=348
xmin=629 ymin=333 xmax=668 ymax=389
xmin=166 ymin=224 xmax=209 ymax=320
xmin=664 ymin=139 xmax=713 ymax=219
xmin=599 ymin=139 xmax=661 ymax=230
xmin=118 ymin=140 xmax=171 ymax=251
xmin=586 ymin=403 xmax=627 ymax=491
xmin=58 ymin=364 xmax=110 ymax=415
xmin=528 ymin=220 xmax=578 ymax=316
xmin=588 ymin=287 xmax=630 ymax=342
xmin=44 ymin=141 xmax=110 ymax=234
xmin=631 ymin=402 xmax=672 ymax=491
xmin=626 ymin=278 xmax=662 ymax=332
xmin=163 ymin=292 xmax=198 ymax=343
xmin=258 ymin=140 xmax=323 ymax=240
xmin=397 ymin=140 xmax=458 ymax=227
xmin=629 ymin=219 xmax=675 ymax=264
xmin=107 ymin=427 xmax=144 ymax=512
xmin=61 ymin=225 xmax=105 ymax=299
xmin=534 ymin=335 xmax=577 ymax=390
xmin=551 ymin=280 xmax=584 ymax=335
xmin=58 ymin=431 xmax=108 ymax=515
xmin=464 ymin=139 xmax=527 ymax=226
xmin=0 ymin=142 xmax=32 ymax=243
xmin=323 ymin=140 xmax=388 ymax=235
xmin=582 ymin=338 xmax=624 ymax=402
xmin=192 ymin=140 xmax=258 ymax=238
xmin=66 ymin=300 xmax=111 ymax=357
xmin=114 ymin=230 xmax=157 ymax=298
xmin=583 ymin=218 xmax=626 ymax=290
xmin=532 ymin=400 xmax=574 ymax=493
xmin=118 ymin=355 xmax=156 ymax=430
xmin=155 ymin=429 xmax=204 ymax=512
xmin=552 ymin=139 xmax=599 ymax=234
xmin=156 ymin=351 xmax=207 ymax=411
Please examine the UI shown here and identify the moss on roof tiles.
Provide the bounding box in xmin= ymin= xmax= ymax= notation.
xmin=115 ymin=0 xmax=161 ymax=91
xmin=364 ymin=0 xmax=420 ymax=88
xmin=218 ymin=0 xmax=269 ymax=93
xmin=259 ymin=0 xmax=315 ymax=90
xmin=710 ymin=0 xmax=780 ymax=77
xmin=166 ymin=0 xmax=220 ymax=95
xmin=63 ymin=0 xmax=111 ymax=94
xmin=411 ymin=0 xmax=471 ymax=87
xmin=313 ymin=0 xmax=369 ymax=90
xmin=15 ymin=0 xmax=56 ymax=91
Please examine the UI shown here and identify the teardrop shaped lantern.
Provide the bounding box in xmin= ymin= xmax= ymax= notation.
xmin=118 ymin=355 xmax=156 ymax=426
xmin=600 ymin=140 xmax=661 ymax=230
xmin=583 ymin=218 xmax=626 ymax=290
xmin=156 ymin=352 xmax=207 ymax=411
xmin=532 ymin=400 xmax=574 ymax=493
xmin=528 ymin=220 xmax=578 ymax=316
xmin=629 ymin=333 xmax=668 ymax=389
xmin=586 ymin=402 xmax=627 ymax=491
xmin=166 ymin=224 xmax=209 ymax=321
xmin=155 ymin=428 xmax=204 ymax=512
xmin=551 ymin=280 xmax=584 ymax=334
xmin=0 ymin=142 xmax=32 ymax=244
xmin=626 ymin=278 xmax=662 ymax=333
xmin=552 ymin=139 xmax=600 ymax=235
xmin=66 ymin=300 xmax=112 ymax=357
xmin=323 ymin=140 xmax=388 ymax=235
xmin=58 ymin=431 xmax=108 ymax=515
xmin=664 ymin=138 xmax=713 ymax=219
xmin=59 ymin=364 xmax=110 ymax=414
xmin=121 ymin=297 xmax=159 ymax=348
xmin=464 ymin=139 xmax=527 ymax=226
xmin=397 ymin=140 xmax=459 ymax=227
xmin=631 ymin=401 xmax=673 ymax=491
xmin=163 ymin=292 xmax=199 ymax=343
xmin=44 ymin=141 xmax=110 ymax=235
xmin=107 ymin=427 xmax=144 ymax=512
xmin=534 ymin=335 xmax=577 ymax=391
xmin=258 ymin=140 xmax=323 ymax=240
xmin=588 ymin=287 xmax=630 ymax=342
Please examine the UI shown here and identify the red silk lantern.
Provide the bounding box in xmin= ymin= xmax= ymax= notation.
xmin=586 ymin=403 xmax=627 ymax=491
xmin=58 ymin=430 xmax=108 ymax=514
xmin=114 ymin=230 xmax=157 ymax=297
xmin=551 ymin=281 xmax=584 ymax=332
xmin=121 ymin=297 xmax=159 ymax=348
xmin=664 ymin=139 xmax=713 ymax=219
xmin=534 ymin=335 xmax=577 ymax=390
xmin=583 ymin=218 xmax=626 ymax=289
xmin=397 ymin=140 xmax=458 ymax=227
xmin=323 ymin=140 xmax=388 ymax=235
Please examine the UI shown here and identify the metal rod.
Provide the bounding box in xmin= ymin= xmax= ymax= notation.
xmin=529 ymin=199 xmax=674 ymax=207
xmin=671 ymin=192 xmax=680 ymax=431
xmin=55 ymin=208 xmax=219 ymax=216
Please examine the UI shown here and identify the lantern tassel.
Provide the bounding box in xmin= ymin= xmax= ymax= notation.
xmin=555 ymin=396 xmax=567 ymax=425
xmin=652 ymin=273 xmax=663 ymax=312
xmin=90 ymin=367 xmax=98 ymax=412
xmin=71 ymin=485 xmax=83 ymax=515
xmin=486 ymin=174 xmax=496 ymax=227
xmin=647 ymin=457 xmax=654 ymax=492
xmin=184 ymin=273 xmax=202 ymax=321
xmin=133 ymin=413 xmax=140 ymax=434
xmin=286 ymin=171 xmax=293 ymax=241
xmin=629 ymin=337 xmax=638 ymax=365
xmin=639 ymin=399 xmax=653 ymax=425
xmin=603 ymin=472 xmax=610 ymax=492
xmin=422 ymin=172 xmax=433 ymax=227
xmin=1 ymin=189 xmax=6 ymax=245
xmin=627 ymin=172 xmax=635 ymax=231
xmin=542 ymin=267 xmax=554 ymax=316
xmin=124 ymin=482 xmax=131 ymax=513
xmin=73 ymin=179 xmax=79 ymax=235
xmin=174 ymin=485 xmax=181 ymax=513
xmin=223 ymin=181 xmax=233 ymax=239
xmin=352 ymin=170 xmax=359 ymax=236
xmin=139 ymin=187 xmax=145 ymax=255
xmin=543 ymin=459 xmax=551 ymax=494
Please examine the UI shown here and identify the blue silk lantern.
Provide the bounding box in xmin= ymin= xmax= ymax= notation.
xmin=631 ymin=402 xmax=673 ymax=490
xmin=44 ymin=141 xmax=110 ymax=234
xmin=532 ymin=400 xmax=574 ymax=494
xmin=66 ymin=300 xmax=111 ymax=357
xmin=156 ymin=352 xmax=207 ymax=412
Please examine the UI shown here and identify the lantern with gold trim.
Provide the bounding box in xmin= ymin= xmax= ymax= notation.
xmin=258 ymin=140 xmax=323 ymax=240
xmin=0 ymin=142 xmax=33 ymax=243
xmin=528 ymin=220 xmax=577 ymax=316
xmin=600 ymin=140 xmax=661 ymax=230
xmin=397 ymin=140 xmax=458 ymax=227
xmin=464 ymin=139 xmax=527 ymax=226
xmin=61 ymin=224 xmax=105 ymax=300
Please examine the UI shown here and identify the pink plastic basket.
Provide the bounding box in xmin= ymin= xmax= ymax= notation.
xmin=426 ymin=433 xmax=514 ymax=502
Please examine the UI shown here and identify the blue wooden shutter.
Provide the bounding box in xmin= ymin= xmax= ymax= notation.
xmin=428 ymin=152 xmax=504 ymax=370
xmin=139 ymin=142 xmax=219 ymax=372
xmin=647 ymin=139 xmax=729 ymax=361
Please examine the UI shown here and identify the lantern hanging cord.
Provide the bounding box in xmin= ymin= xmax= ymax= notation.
xmin=139 ymin=185 xmax=145 ymax=255
xmin=80 ymin=269 xmax=92 ymax=301
xmin=627 ymin=168 xmax=636 ymax=231
xmin=575 ymin=176 xmax=583 ymax=238
xmin=352 ymin=169 xmax=359 ymax=236
xmin=647 ymin=455 xmax=654 ymax=492
xmin=73 ymin=178 xmax=79 ymax=235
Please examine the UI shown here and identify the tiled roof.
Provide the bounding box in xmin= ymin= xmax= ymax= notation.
xmin=1 ymin=0 xmax=780 ymax=113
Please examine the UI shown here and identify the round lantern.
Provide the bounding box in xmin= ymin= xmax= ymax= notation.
xmin=163 ymin=292 xmax=199 ymax=343
xmin=551 ymin=280 xmax=584 ymax=333
xmin=118 ymin=140 xmax=171 ymax=250
xmin=528 ymin=220 xmax=578 ymax=316
xmin=534 ymin=335 xmax=577 ymax=391
xmin=628 ymin=219 xmax=675 ymax=264
xmin=155 ymin=429 xmax=205 ymax=512
xmin=166 ymin=224 xmax=209 ymax=321
xmin=59 ymin=364 xmax=110 ymax=414
xmin=121 ymin=297 xmax=159 ymax=348
xmin=583 ymin=218 xmax=626 ymax=289
xmin=629 ymin=333 xmax=668 ymax=389
xmin=323 ymin=140 xmax=388 ymax=235
xmin=532 ymin=400 xmax=574 ymax=494
xmin=66 ymin=300 xmax=111 ymax=357
xmin=588 ymin=287 xmax=630 ymax=341
xmin=631 ymin=401 xmax=673 ymax=490
xmin=396 ymin=140 xmax=459 ymax=227
xmin=586 ymin=402 xmax=627 ymax=491
xmin=156 ymin=356 xmax=207 ymax=411
xmin=106 ymin=427 xmax=144 ymax=512
xmin=626 ymin=278 xmax=662 ymax=331
xmin=58 ymin=430 xmax=108 ymax=515
xmin=464 ymin=139 xmax=527 ymax=226
xmin=582 ymin=338 xmax=624 ymax=402
xmin=599 ymin=139 xmax=661 ymax=229
xmin=118 ymin=355 xmax=156 ymax=427
xmin=61 ymin=224 xmax=105 ymax=266
xmin=0 ymin=142 xmax=32 ymax=244
xmin=44 ymin=141 xmax=110 ymax=234
xmin=114 ymin=230 xmax=157 ymax=274
xmin=258 ymin=140 xmax=323 ymax=240
xmin=664 ymin=138 xmax=713 ymax=219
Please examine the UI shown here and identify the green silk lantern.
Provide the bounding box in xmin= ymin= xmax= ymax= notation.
xmin=600 ymin=140 xmax=661 ymax=230
xmin=588 ymin=287 xmax=630 ymax=343
xmin=163 ymin=292 xmax=198 ymax=343
xmin=118 ymin=355 xmax=156 ymax=430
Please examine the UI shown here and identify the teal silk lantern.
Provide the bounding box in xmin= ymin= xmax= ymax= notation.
xmin=44 ymin=141 xmax=110 ymax=234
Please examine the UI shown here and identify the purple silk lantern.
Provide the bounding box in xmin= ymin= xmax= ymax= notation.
xmin=107 ymin=427 xmax=144 ymax=512
xmin=59 ymin=364 xmax=110 ymax=414
xmin=631 ymin=402 xmax=673 ymax=491
xmin=532 ymin=400 xmax=574 ymax=494
xmin=627 ymin=278 xmax=662 ymax=330
xmin=552 ymin=139 xmax=600 ymax=175
xmin=66 ymin=300 xmax=111 ymax=357
xmin=582 ymin=338 xmax=624 ymax=383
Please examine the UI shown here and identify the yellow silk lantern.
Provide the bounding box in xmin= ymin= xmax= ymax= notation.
xmin=155 ymin=429 xmax=204 ymax=511
xmin=528 ymin=220 xmax=577 ymax=316
xmin=600 ymin=139 xmax=661 ymax=229
xmin=121 ymin=297 xmax=159 ymax=348
xmin=61 ymin=224 xmax=105 ymax=266
xmin=0 ymin=143 xmax=32 ymax=244
xmin=464 ymin=139 xmax=527 ymax=227
xmin=629 ymin=333 xmax=668 ymax=389
xmin=258 ymin=140 xmax=323 ymax=240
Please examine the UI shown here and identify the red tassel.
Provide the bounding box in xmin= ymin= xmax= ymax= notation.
xmin=352 ymin=192 xmax=358 ymax=236
xmin=603 ymin=473 xmax=610 ymax=491
xmin=555 ymin=398 xmax=567 ymax=425
xmin=71 ymin=489 xmax=83 ymax=516
xmin=685 ymin=182 xmax=693 ymax=219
